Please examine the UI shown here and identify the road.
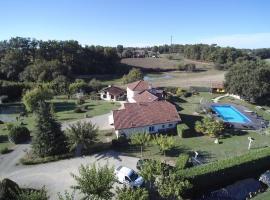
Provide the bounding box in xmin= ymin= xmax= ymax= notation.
xmin=0 ymin=145 xmax=139 ymax=199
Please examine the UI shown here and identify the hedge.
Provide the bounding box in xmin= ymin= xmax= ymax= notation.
xmin=178 ymin=147 xmax=270 ymax=197
xmin=177 ymin=124 xmax=190 ymax=138
xmin=175 ymin=154 xmax=190 ymax=170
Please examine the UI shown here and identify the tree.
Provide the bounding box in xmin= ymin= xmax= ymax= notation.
xmin=116 ymin=45 xmax=124 ymax=58
xmin=32 ymin=101 xmax=67 ymax=157
xmin=130 ymin=133 xmax=151 ymax=157
xmin=66 ymin=121 xmax=98 ymax=156
xmin=156 ymin=172 xmax=192 ymax=200
xmin=68 ymin=79 xmax=88 ymax=94
xmin=139 ymin=159 xmax=162 ymax=189
xmin=50 ymin=75 xmax=70 ymax=95
xmin=116 ymin=186 xmax=149 ymax=200
xmin=225 ymin=60 xmax=270 ymax=103
xmin=122 ymin=68 xmax=143 ymax=84
xmin=22 ymin=86 xmax=53 ymax=112
xmin=195 ymin=117 xmax=224 ymax=137
xmin=151 ymin=46 xmax=158 ymax=55
xmin=71 ymin=163 xmax=115 ymax=200
xmin=88 ymin=78 xmax=103 ymax=92
xmin=153 ymin=135 xmax=174 ymax=158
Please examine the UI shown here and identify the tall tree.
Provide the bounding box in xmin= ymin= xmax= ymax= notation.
xmin=71 ymin=163 xmax=115 ymax=200
xmin=116 ymin=45 xmax=124 ymax=58
xmin=225 ymin=60 xmax=270 ymax=103
xmin=32 ymin=101 xmax=67 ymax=157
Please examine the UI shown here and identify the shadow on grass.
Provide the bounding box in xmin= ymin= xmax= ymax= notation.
xmin=220 ymin=130 xmax=249 ymax=139
xmin=181 ymin=114 xmax=203 ymax=132
xmin=0 ymin=135 xmax=9 ymax=143
xmin=53 ymin=102 xmax=76 ymax=112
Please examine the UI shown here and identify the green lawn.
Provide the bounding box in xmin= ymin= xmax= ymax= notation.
xmin=119 ymin=92 xmax=270 ymax=164
xmin=0 ymin=98 xmax=120 ymax=152
xmin=253 ymin=189 xmax=270 ymax=200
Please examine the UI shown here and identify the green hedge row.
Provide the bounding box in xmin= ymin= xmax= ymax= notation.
xmin=177 ymin=124 xmax=190 ymax=138
xmin=178 ymin=147 xmax=270 ymax=196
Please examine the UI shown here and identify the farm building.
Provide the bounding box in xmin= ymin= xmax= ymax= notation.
xmin=211 ymin=82 xmax=225 ymax=93
xmin=112 ymin=101 xmax=181 ymax=138
xmin=100 ymin=85 xmax=126 ymax=101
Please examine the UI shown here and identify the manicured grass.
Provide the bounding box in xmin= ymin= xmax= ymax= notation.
xmin=119 ymin=92 xmax=270 ymax=164
xmin=0 ymin=98 xmax=120 ymax=150
xmin=253 ymin=189 xmax=270 ymax=200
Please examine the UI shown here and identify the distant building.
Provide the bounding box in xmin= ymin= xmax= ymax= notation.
xmin=100 ymin=85 xmax=126 ymax=101
xmin=211 ymin=82 xmax=225 ymax=93
xmin=112 ymin=101 xmax=181 ymax=138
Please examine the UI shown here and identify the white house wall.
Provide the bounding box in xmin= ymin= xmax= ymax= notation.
xmin=127 ymin=88 xmax=139 ymax=103
xmin=115 ymin=122 xmax=178 ymax=138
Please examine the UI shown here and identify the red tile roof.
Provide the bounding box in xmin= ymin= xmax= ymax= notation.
xmin=133 ymin=90 xmax=158 ymax=103
xmin=211 ymin=82 xmax=224 ymax=89
xmin=113 ymin=101 xmax=181 ymax=130
xmin=104 ymin=86 xmax=125 ymax=96
xmin=127 ymin=80 xmax=150 ymax=91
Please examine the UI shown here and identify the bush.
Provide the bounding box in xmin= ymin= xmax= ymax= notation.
xmin=74 ymin=107 xmax=85 ymax=113
xmin=0 ymin=178 xmax=20 ymax=200
xmin=177 ymin=124 xmax=190 ymax=138
xmin=76 ymin=98 xmax=85 ymax=105
xmin=183 ymin=91 xmax=192 ymax=98
xmin=178 ymin=147 xmax=270 ymax=197
xmin=122 ymin=68 xmax=143 ymax=84
xmin=163 ymin=87 xmax=178 ymax=95
xmin=8 ymin=126 xmax=30 ymax=144
xmin=175 ymin=154 xmax=190 ymax=170
xmin=0 ymin=120 xmax=3 ymax=125
xmin=0 ymin=147 xmax=11 ymax=154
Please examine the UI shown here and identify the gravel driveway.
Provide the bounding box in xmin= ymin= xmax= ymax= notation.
xmin=61 ymin=113 xmax=113 ymax=131
xmin=0 ymin=146 xmax=139 ymax=199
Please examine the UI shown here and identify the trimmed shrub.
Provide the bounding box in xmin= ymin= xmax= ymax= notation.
xmin=175 ymin=154 xmax=190 ymax=170
xmin=0 ymin=147 xmax=11 ymax=154
xmin=178 ymin=147 xmax=270 ymax=197
xmin=74 ymin=107 xmax=85 ymax=113
xmin=177 ymin=124 xmax=190 ymax=138
xmin=8 ymin=126 xmax=30 ymax=144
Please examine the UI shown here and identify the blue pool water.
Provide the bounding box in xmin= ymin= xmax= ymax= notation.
xmin=211 ymin=105 xmax=251 ymax=123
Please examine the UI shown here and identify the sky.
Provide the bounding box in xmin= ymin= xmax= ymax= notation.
xmin=0 ymin=0 xmax=269 ymax=48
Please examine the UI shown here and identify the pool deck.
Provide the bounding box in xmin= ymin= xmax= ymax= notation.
xmin=205 ymin=103 xmax=269 ymax=131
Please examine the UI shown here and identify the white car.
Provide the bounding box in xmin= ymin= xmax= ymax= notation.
xmin=114 ymin=166 xmax=144 ymax=188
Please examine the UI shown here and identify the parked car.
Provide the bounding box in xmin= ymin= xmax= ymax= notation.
xmin=114 ymin=166 xmax=144 ymax=188
xmin=136 ymin=159 xmax=174 ymax=172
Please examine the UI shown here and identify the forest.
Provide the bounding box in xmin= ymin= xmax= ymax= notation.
xmin=0 ymin=37 xmax=126 ymax=82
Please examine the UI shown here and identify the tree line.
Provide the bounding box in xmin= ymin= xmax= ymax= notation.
xmin=0 ymin=37 xmax=128 ymax=82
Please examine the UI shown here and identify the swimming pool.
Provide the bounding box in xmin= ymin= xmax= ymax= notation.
xmin=211 ymin=105 xmax=251 ymax=124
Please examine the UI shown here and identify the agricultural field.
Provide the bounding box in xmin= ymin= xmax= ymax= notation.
xmin=120 ymin=54 xmax=225 ymax=88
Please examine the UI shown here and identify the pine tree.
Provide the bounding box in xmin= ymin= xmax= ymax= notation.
xmin=32 ymin=101 xmax=67 ymax=157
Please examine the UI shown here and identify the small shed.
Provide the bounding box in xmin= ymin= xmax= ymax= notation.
xmin=100 ymin=85 xmax=126 ymax=101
